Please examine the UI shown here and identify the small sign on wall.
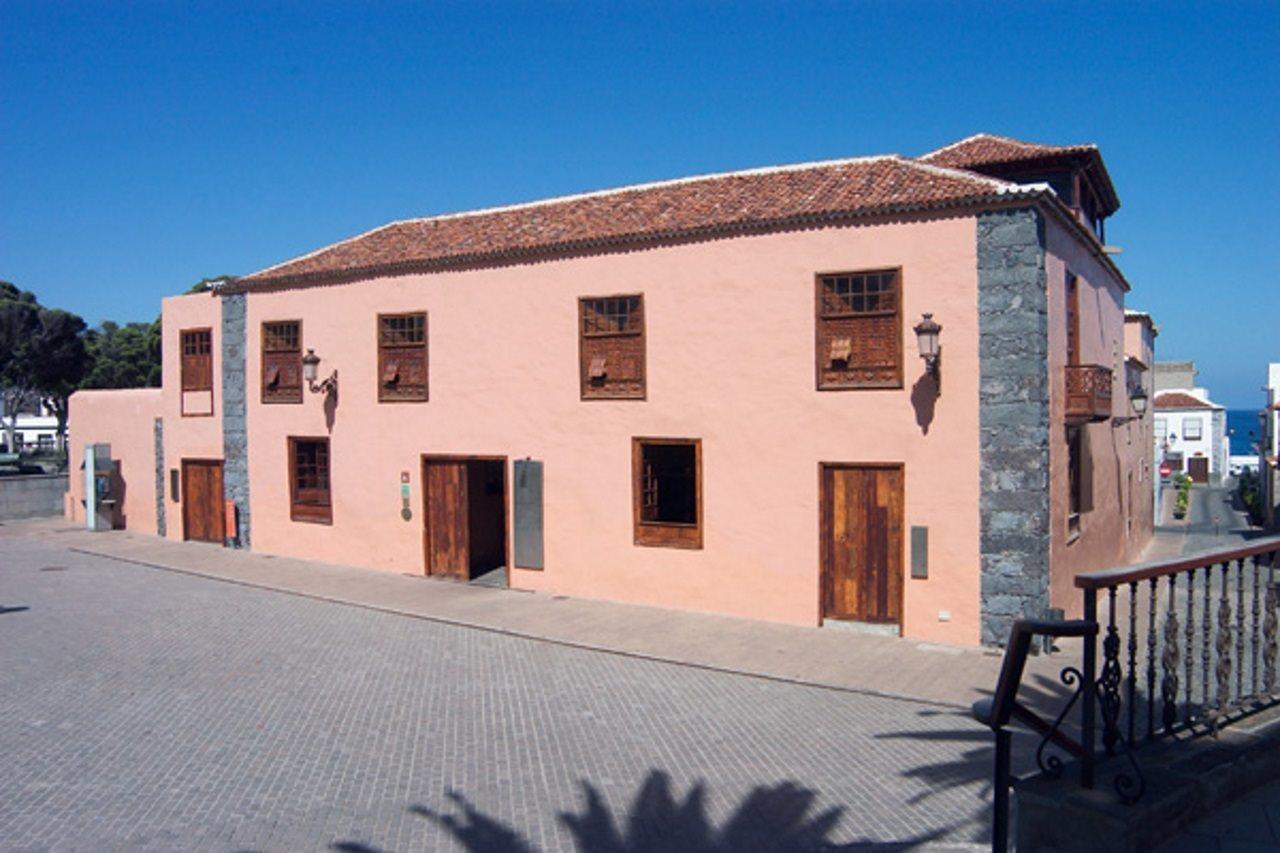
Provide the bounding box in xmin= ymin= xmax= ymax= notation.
xmin=400 ymin=470 xmax=412 ymax=521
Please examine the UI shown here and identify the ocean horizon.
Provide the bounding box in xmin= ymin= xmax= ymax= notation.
xmin=1227 ymin=408 xmax=1264 ymax=456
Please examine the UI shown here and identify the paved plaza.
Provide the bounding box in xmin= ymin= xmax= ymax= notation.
xmin=1 ymin=528 xmax=1001 ymax=851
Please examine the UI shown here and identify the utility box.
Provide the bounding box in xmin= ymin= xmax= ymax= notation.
xmin=83 ymin=443 xmax=121 ymax=531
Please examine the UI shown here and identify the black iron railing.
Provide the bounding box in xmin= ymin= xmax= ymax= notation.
xmin=978 ymin=536 xmax=1280 ymax=851
xmin=1076 ymin=535 xmax=1280 ymax=795
xmin=973 ymin=618 xmax=1097 ymax=853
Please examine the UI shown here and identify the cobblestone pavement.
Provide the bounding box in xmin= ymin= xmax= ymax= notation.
xmin=0 ymin=534 xmax=1000 ymax=851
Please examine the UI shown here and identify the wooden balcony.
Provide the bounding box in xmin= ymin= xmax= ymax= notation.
xmin=1064 ymin=364 xmax=1113 ymax=423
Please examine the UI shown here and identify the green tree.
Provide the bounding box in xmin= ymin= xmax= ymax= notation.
xmin=0 ymin=282 xmax=41 ymax=452
xmin=30 ymin=308 xmax=90 ymax=452
xmin=82 ymin=320 xmax=163 ymax=390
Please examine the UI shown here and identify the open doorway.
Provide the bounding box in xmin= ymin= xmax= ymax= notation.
xmin=421 ymin=455 xmax=508 ymax=585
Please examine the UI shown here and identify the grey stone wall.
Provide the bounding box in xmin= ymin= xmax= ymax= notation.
xmin=153 ymin=417 xmax=166 ymax=537
xmin=0 ymin=474 xmax=68 ymax=520
xmin=221 ymin=293 xmax=250 ymax=547
xmin=977 ymin=208 xmax=1051 ymax=646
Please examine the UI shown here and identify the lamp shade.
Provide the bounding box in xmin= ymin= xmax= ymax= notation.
xmin=1130 ymin=386 xmax=1148 ymax=415
xmin=302 ymin=349 xmax=320 ymax=383
xmin=913 ymin=313 xmax=942 ymax=360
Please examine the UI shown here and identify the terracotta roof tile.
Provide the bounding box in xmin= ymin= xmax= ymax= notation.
xmin=239 ymin=156 xmax=1035 ymax=286
xmin=919 ymin=133 xmax=1099 ymax=169
xmin=1154 ymin=391 xmax=1215 ymax=410
xmin=920 ymin=133 xmax=1119 ymax=217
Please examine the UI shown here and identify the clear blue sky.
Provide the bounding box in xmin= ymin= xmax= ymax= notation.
xmin=2 ymin=1 xmax=1276 ymax=406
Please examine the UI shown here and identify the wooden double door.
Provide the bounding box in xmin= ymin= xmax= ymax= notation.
xmin=1187 ymin=457 xmax=1209 ymax=484
xmin=422 ymin=457 xmax=507 ymax=581
xmin=182 ymin=459 xmax=225 ymax=544
xmin=821 ymin=464 xmax=904 ymax=625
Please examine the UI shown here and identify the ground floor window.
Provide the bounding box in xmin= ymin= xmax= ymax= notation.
xmin=289 ymin=437 xmax=332 ymax=524
xmin=632 ymin=437 xmax=702 ymax=549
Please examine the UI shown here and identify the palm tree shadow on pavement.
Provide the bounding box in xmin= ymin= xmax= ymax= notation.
xmin=399 ymin=770 xmax=951 ymax=852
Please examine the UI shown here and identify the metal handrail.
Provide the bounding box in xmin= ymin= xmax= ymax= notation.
xmin=1076 ymin=534 xmax=1280 ymax=589
xmin=974 ymin=618 xmax=1098 ymax=853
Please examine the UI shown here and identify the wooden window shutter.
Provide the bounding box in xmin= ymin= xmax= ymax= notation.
xmin=816 ymin=270 xmax=903 ymax=390
xmin=180 ymin=329 xmax=213 ymax=392
xmin=579 ymin=295 xmax=645 ymax=400
xmin=377 ymin=313 xmax=427 ymax=402
xmin=261 ymin=321 xmax=303 ymax=404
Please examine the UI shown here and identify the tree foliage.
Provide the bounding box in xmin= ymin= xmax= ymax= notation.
xmin=1 ymin=281 xmax=170 ymax=454
xmin=82 ymin=319 xmax=162 ymax=389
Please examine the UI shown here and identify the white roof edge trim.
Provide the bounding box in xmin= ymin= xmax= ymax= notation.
xmin=375 ymin=153 xmax=905 ymax=226
xmin=242 ymin=153 xmax=1052 ymax=282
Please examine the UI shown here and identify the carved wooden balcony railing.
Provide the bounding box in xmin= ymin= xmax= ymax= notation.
xmin=1065 ymin=364 xmax=1113 ymax=423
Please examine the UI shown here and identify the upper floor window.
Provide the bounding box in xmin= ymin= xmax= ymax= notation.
xmin=378 ymin=313 xmax=428 ymax=402
xmin=1183 ymin=418 xmax=1203 ymax=441
xmin=261 ymin=320 xmax=303 ymax=404
xmin=288 ymin=436 xmax=332 ymax=524
xmin=180 ymin=328 xmax=213 ymax=392
xmin=815 ymin=270 xmax=902 ymax=389
xmin=1066 ymin=272 xmax=1080 ymax=366
xmin=579 ymin=295 xmax=645 ymax=400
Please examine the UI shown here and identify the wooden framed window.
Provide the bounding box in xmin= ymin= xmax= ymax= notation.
xmin=1182 ymin=418 xmax=1202 ymax=441
xmin=1066 ymin=272 xmax=1080 ymax=366
xmin=1067 ymin=426 xmax=1082 ymax=538
xmin=288 ymin=437 xmax=332 ymax=524
xmin=579 ymin=295 xmax=645 ymax=400
xmin=180 ymin=328 xmax=213 ymax=392
xmin=377 ymin=313 xmax=428 ymax=402
xmin=261 ymin=320 xmax=303 ymax=404
xmin=815 ymin=269 xmax=902 ymax=389
xmin=632 ymin=437 xmax=702 ymax=549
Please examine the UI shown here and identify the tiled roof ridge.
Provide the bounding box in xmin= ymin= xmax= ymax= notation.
xmin=244 ymin=154 xmax=1019 ymax=282
xmin=919 ymin=132 xmax=1099 ymax=164
xmin=1154 ymin=390 xmax=1221 ymax=410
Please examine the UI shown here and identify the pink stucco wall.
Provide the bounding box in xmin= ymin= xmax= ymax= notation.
xmin=1045 ymin=220 xmax=1153 ymax=615
xmin=239 ymin=214 xmax=985 ymax=643
xmin=160 ymin=293 xmax=224 ymax=541
xmin=66 ymin=388 xmax=163 ymax=532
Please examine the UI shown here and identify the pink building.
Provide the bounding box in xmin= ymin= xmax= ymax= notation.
xmin=68 ymin=134 xmax=1156 ymax=646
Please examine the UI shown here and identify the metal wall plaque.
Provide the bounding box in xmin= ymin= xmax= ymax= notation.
xmin=910 ymin=525 xmax=928 ymax=579
xmin=513 ymin=459 xmax=544 ymax=570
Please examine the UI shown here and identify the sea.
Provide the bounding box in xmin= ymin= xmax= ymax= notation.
xmin=1227 ymin=408 xmax=1264 ymax=456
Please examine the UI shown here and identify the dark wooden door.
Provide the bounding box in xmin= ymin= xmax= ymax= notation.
xmin=423 ymin=460 xmax=469 ymax=579
xmin=1187 ymin=457 xmax=1209 ymax=484
xmin=182 ymin=460 xmax=225 ymax=544
xmin=822 ymin=464 xmax=904 ymax=624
